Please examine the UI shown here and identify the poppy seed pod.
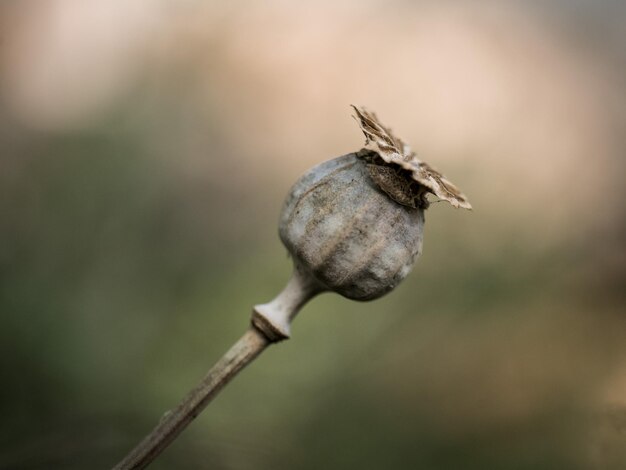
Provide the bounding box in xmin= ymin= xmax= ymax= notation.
xmin=279 ymin=152 xmax=425 ymax=301
xmin=252 ymin=106 xmax=471 ymax=342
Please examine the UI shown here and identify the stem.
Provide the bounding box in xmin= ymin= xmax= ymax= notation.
xmin=112 ymin=265 xmax=323 ymax=470
xmin=252 ymin=262 xmax=324 ymax=341
xmin=112 ymin=327 xmax=268 ymax=470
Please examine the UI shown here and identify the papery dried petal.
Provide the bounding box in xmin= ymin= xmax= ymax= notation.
xmin=351 ymin=105 xmax=472 ymax=210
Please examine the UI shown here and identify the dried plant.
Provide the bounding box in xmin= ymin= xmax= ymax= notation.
xmin=113 ymin=106 xmax=471 ymax=469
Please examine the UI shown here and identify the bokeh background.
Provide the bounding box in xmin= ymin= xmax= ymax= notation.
xmin=1 ymin=1 xmax=625 ymax=469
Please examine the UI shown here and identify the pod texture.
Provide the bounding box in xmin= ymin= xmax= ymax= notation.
xmin=279 ymin=153 xmax=425 ymax=301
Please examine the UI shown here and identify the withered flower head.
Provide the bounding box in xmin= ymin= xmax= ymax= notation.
xmin=276 ymin=106 xmax=471 ymax=303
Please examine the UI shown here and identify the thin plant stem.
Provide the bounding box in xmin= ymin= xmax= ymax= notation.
xmin=113 ymin=265 xmax=321 ymax=469
xmin=112 ymin=326 xmax=270 ymax=470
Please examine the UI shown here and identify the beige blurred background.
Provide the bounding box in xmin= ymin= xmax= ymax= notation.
xmin=1 ymin=1 xmax=624 ymax=469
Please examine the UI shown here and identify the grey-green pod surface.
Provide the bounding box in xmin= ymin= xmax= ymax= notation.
xmin=279 ymin=153 xmax=425 ymax=301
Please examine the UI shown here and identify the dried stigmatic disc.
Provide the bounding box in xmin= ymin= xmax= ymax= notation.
xmin=351 ymin=105 xmax=472 ymax=210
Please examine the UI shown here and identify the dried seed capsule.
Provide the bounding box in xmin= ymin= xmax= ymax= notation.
xmin=252 ymin=106 xmax=471 ymax=341
xmin=279 ymin=153 xmax=425 ymax=301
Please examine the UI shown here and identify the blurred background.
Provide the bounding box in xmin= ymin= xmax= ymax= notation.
xmin=1 ymin=1 xmax=624 ymax=469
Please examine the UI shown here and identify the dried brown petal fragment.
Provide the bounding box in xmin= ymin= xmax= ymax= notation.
xmin=351 ymin=105 xmax=472 ymax=210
